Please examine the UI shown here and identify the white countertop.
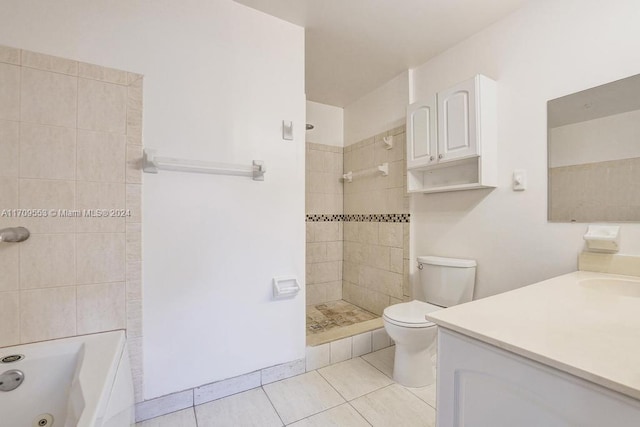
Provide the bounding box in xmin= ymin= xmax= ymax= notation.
xmin=426 ymin=271 xmax=640 ymax=400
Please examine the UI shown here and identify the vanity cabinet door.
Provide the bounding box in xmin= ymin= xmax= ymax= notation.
xmin=437 ymin=77 xmax=478 ymax=162
xmin=406 ymin=97 xmax=437 ymax=169
xmin=437 ymin=329 xmax=640 ymax=427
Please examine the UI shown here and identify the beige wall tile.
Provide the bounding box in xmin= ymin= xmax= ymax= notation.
xmin=126 ymin=222 xmax=142 ymax=261
xmin=21 ymin=67 xmax=77 ymax=128
xmin=379 ymin=223 xmax=403 ymax=248
xmin=307 ymin=242 xmax=327 ymax=263
xmin=126 ymin=184 xmax=142 ymax=223
xmin=0 ymin=244 xmax=19 ymax=292
xmin=358 ymin=266 xmax=402 ymax=299
xmin=126 ymin=145 xmax=142 ymax=183
xmin=403 ymin=259 xmax=411 ymax=297
xmin=21 ymin=50 xmax=77 ymax=75
xmin=19 ymin=179 xmax=75 ymax=233
xmin=343 ymin=262 xmax=359 ymax=284
xmin=0 ymin=63 xmax=20 ymax=121
xmin=20 ymin=286 xmax=76 ymax=342
xmin=20 ymin=123 xmax=76 ymax=180
xmin=78 ymin=62 xmax=128 ymax=84
xmin=389 ymin=247 xmax=403 ymax=274
xmin=0 ymin=120 xmax=19 ymax=177
xmin=360 ymin=223 xmax=378 ymax=245
xmin=325 ymin=281 xmax=342 ymax=301
xmin=326 ymin=241 xmax=343 ymax=261
xmin=127 ymin=72 xmax=143 ymax=85
xmin=77 ymin=282 xmax=126 ymax=334
xmin=307 ymin=149 xmax=324 ymax=172
xmin=78 ymin=78 xmax=127 ymax=134
xmin=126 ymin=298 xmax=143 ymax=338
xmin=76 ymin=233 xmax=126 ymax=284
xmin=77 ymin=130 xmax=126 ymax=182
xmin=0 ymin=45 xmax=20 ymax=65
xmin=315 ymin=222 xmax=340 ymax=242
xmin=127 ymin=260 xmax=142 ymax=281
xmin=0 ymin=177 xmax=19 ymax=230
xmin=76 ymin=181 xmax=126 ymax=232
xmin=20 ymin=234 xmax=75 ymax=289
xmin=126 ymin=279 xmax=142 ymax=301
xmin=0 ymin=291 xmax=19 ymax=347
xmin=306 ymin=284 xmax=327 ymax=306
xmin=385 ymin=188 xmax=405 ymax=213
xmin=307 ymin=261 xmax=341 ymax=285
xmin=127 ymin=78 xmax=143 ymax=143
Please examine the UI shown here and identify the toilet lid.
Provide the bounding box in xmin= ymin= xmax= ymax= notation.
xmin=383 ymin=300 xmax=441 ymax=325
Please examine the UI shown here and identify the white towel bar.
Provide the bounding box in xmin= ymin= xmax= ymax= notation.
xmin=142 ymin=149 xmax=266 ymax=181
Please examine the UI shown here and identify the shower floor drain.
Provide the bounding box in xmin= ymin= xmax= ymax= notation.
xmin=33 ymin=414 xmax=53 ymax=426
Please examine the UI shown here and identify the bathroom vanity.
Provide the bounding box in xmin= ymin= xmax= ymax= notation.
xmin=426 ymin=268 xmax=640 ymax=426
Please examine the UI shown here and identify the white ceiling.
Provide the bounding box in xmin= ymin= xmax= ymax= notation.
xmin=234 ymin=0 xmax=527 ymax=107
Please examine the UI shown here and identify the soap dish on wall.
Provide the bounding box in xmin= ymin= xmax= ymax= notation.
xmin=273 ymin=276 xmax=300 ymax=299
xmin=583 ymin=225 xmax=620 ymax=253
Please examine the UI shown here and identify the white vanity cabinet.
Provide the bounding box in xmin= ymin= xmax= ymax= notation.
xmin=437 ymin=329 xmax=640 ymax=427
xmin=406 ymin=74 xmax=496 ymax=193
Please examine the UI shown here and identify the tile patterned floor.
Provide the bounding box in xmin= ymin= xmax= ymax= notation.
xmin=306 ymin=300 xmax=378 ymax=335
xmin=137 ymin=346 xmax=437 ymax=427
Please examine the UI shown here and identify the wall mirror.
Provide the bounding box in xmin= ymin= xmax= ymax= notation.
xmin=548 ymin=73 xmax=640 ymax=222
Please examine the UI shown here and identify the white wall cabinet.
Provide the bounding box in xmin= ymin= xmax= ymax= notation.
xmin=407 ymin=96 xmax=437 ymax=169
xmin=406 ymin=75 xmax=496 ymax=193
xmin=437 ymin=329 xmax=640 ymax=427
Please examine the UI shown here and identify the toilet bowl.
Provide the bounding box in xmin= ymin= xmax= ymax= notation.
xmin=383 ymin=300 xmax=441 ymax=387
xmin=383 ymin=256 xmax=477 ymax=388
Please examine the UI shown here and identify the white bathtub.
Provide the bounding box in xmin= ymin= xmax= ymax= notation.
xmin=0 ymin=331 xmax=134 ymax=427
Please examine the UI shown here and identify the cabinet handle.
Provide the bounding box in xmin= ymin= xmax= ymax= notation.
xmin=438 ymin=154 xmax=444 ymax=159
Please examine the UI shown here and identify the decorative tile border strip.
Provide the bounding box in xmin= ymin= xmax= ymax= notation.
xmin=305 ymin=214 xmax=344 ymax=222
xmin=305 ymin=213 xmax=410 ymax=223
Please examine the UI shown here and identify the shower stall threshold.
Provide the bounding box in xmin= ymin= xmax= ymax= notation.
xmin=306 ymin=300 xmax=383 ymax=346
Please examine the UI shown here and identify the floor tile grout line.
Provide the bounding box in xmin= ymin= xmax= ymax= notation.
xmin=359 ymin=353 xmax=394 ymax=380
xmin=317 ymin=358 xmax=394 ymax=403
xmin=316 ymin=366 xmax=350 ymax=403
xmin=346 ymin=401 xmax=374 ymax=427
xmin=192 ymin=406 xmax=199 ymax=427
xmin=277 ymin=370 xmax=347 ymax=425
xmin=261 ymin=385 xmax=287 ymax=427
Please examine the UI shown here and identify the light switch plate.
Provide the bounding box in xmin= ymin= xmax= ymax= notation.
xmin=513 ymin=169 xmax=526 ymax=191
xmin=282 ymin=120 xmax=293 ymax=140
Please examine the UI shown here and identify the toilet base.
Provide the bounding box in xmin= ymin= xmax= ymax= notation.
xmin=392 ymin=343 xmax=436 ymax=388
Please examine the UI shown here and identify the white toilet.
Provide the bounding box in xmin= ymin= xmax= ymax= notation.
xmin=382 ymin=256 xmax=476 ymax=388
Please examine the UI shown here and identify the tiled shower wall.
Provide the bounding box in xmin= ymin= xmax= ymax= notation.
xmin=0 ymin=46 xmax=144 ymax=401
xmin=305 ymin=126 xmax=410 ymax=315
xmin=342 ymin=126 xmax=410 ymax=315
xmin=305 ymin=142 xmax=344 ymax=305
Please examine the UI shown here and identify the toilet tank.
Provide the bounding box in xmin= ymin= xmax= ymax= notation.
xmin=416 ymin=256 xmax=477 ymax=308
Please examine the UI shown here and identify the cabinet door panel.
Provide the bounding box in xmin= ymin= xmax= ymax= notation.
xmin=407 ymin=98 xmax=437 ymax=169
xmin=437 ymin=78 xmax=478 ymax=162
xmin=437 ymin=330 xmax=640 ymax=427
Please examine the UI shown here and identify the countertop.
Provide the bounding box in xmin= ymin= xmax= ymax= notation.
xmin=426 ymin=270 xmax=640 ymax=400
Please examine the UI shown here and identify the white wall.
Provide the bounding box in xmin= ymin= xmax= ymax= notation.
xmin=409 ymin=0 xmax=640 ymax=298
xmin=549 ymin=109 xmax=640 ymax=167
xmin=344 ymin=71 xmax=409 ymax=145
xmin=306 ymin=101 xmax=344 ymax=146
xmin=0 ymin=0 xmax=306 ymax=399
